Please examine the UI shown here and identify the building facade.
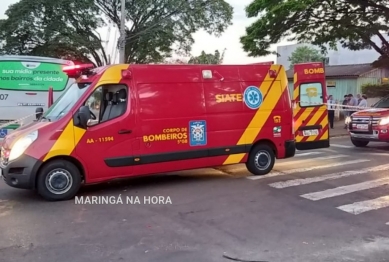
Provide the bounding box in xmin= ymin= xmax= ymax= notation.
xmin=277 ymin=35 xmax=389 ymax=69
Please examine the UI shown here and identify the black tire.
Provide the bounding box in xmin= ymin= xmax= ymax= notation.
xmin=36 ymin=160 xmax=82 ymax=201
xmin=246 ymin=144 xmax=275 ymax=176
xmin=351 ymin=139 xmax=369 ymax=147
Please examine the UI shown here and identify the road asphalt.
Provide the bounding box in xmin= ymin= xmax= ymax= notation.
xmin=1 ymin=136 xmax=389 ymax=262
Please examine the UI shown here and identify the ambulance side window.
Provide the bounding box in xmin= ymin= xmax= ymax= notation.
xmin=299 ymin=82 xmax=323 ymax=107
xmin=84 ymin=87 xmax=103 ymax=126
xmin=85 ymin=84 xmax=128 ymax=126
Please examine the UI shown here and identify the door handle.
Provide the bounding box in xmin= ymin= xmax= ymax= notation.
xmin=118 ymin=129 xmax=132 ymax=134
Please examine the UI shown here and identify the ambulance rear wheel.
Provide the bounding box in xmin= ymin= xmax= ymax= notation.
xmin=246 ymin=144 xmax=275 ymax=176
xmin=351 ymin=139 xmax=369 ymax=147
xmin=36 ymin=160 xmax=82 ymax=201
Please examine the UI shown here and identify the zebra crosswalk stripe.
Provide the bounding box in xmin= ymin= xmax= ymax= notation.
xmin=330 ymin=144 xmax=353 ymax=148
xmin=300 ymin=177 xmax=389 ymax=201
xmin=337 ymin=196 xmax=389 ymax=215
xmin=294 ymin=152 xmax=323 ymax=157
xmin=268 ymin=162 xmax=389 ymax=188
xmin=247 ymin=159 xmax=369 ymax=180
xmin=275 ymin=155 xmax=348 ymax=167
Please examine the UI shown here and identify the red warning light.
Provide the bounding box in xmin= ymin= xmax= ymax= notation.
xmin=62 ymin=64 xmax=94 ymax=72
xmin=62 ymin=64 xmax=95 ymax=78
xmin=121 ymin=69 xmax=132 ymax=79
xmin=269 ymin=70 xmax=277 ymax=78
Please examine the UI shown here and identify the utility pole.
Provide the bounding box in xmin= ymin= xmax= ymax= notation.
xmin=118 ymin=0 xmax=126 ymax=63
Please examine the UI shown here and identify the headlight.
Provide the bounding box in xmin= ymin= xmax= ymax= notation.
xmin=379 ymin=117 xmax=389 ymax=126
xmin=9 ymin=130 xmax=38 ymax=161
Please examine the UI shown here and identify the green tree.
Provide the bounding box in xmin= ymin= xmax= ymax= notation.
xmin=0 ymin=0 xmax=108 ymax=66
xmin=188 ymin=49 xmax=225 ymax=64
xmin=95 ymin=0 xmax=233 ymax=63
xmin=288 ymin=46 xmax=324 ymax=68
xmin=0 ymin=0 xmax=233 ymax=65
xmin=239 ymin=0 xmax=389 ymax=66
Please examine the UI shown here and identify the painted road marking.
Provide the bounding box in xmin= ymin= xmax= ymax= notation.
xmin=330 ymin=144 xmax=353 ymax=148
xmin=294 ymin=152 xmax=323 ymax=157
xmin=268 ymin=162 xmax=388 ymax=188
xmin=246 ymin=159 xmax=368 ymax=180
xmin=300 ymin=177 xmax=389 ymax=201
xmin=275 ymin=154 xmax=348 ymax=167
xmin=337 ymin=196 xmax=389 ymax=215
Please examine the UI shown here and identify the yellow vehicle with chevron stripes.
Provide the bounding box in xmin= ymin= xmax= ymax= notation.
xmin=292 ymin=62 xmax=329 ymax=150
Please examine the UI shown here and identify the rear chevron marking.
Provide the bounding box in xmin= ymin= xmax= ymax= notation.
xmin=301 ymin=108 xmax=328 ymax=142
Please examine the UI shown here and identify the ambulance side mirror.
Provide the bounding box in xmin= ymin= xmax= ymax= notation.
xmin=35 ymin=107 xmax=44 ymax=120
xmin=77 ymin=106 xmax=91 ymax=129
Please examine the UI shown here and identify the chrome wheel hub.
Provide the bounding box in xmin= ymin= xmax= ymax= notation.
xmin=254 ymin=151 xmax=271 ymax=170
xmin=45 ymin=169 xmax=73 ymax=195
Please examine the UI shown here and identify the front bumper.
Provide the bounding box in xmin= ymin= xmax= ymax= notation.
xmin=349 ymin=128 xmax=389 ymax=142
xmin=0 ymin=154 xmax=42 ymax=189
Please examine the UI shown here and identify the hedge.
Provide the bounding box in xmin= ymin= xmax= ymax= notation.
xmin=361 ymin=83 xmax=389 ymax=97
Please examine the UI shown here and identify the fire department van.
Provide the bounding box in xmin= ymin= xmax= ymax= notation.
xmin=0 ymin=63 xmax=324 ymax=201
xmin=292 ymin=63 xmax=329 ymax=150
xmin=348 ymin=95 xmax=389 ymax=146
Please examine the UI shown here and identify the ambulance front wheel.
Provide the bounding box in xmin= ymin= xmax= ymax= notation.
xmin=246 ymin=144 xmax=275 ymax=176
xmin=36 ymin=160 xmax=82 ymax=201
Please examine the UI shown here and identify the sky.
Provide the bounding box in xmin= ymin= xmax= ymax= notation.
xmin=0 ymin=0 xmax=293 ymax=64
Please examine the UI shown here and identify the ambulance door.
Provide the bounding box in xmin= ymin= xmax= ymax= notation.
xmin=75 ymin=83 xmax=135 ymax=180
xmin=293 ymin=63 xmax=329 ymax=150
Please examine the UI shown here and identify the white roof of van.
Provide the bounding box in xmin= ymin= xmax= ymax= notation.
xmin=0 ymin=55 xmax=74 ymax=65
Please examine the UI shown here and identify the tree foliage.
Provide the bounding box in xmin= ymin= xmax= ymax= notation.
xmin=288 ymin=46 xmax=324 ymax=68
xmin=0 ymin=0 xmax=108 ymax=65
xmin=162 ymin=49 xmax=225 ymax=64
xmin=96 ymin=0 xmax=233 ymax=63
xmin=0 ymin=0 xmax=233 ymax=65
xmin=188 ymin=49 xmax=225 ymax=64
xmin=240 ymin=0 xmax=389 ymax=67
xmin=162 ymin=58 xmax=189 ymax=64
xmin=361 ymin=83 xmax=389 ymax=98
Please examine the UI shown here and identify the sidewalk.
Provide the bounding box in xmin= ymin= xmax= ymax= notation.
xmin=329 ymin=120 xmax=349 ymax=138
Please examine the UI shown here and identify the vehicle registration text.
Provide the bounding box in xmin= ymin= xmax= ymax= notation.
xmin=303 ymin=129 xmax=319 ymax=136
xmin=356 ymin=124 xmax=368 ymax=129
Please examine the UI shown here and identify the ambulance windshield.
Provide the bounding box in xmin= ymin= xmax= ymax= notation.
xmin=42 ymin=82 xmax=90 ymax=122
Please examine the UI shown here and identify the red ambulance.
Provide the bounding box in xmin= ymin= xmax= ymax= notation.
xmin=0 ymin=63 xmax=323 ymax=201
